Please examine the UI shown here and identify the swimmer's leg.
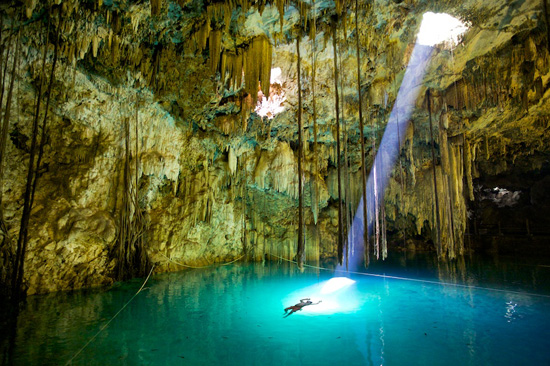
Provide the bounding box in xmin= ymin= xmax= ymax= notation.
xmin=283 ymin=310 xmax=295 ymax=318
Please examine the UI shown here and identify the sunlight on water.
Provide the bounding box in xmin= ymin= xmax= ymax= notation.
xmin=321 ymin=277 xmax=356 ymax=295
xmin=283 ymin=277 xmax=359 ymax=315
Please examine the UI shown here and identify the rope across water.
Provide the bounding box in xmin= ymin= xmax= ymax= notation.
xmin=65 ymin=265 xmax=155 ymax=365
xmin=159 ymin=252 xmax=245 ymax=269
xmin=65 ymin=253 xmax=244 ymax=364
xmin=265 ymin=252 xmax=550 ymax=299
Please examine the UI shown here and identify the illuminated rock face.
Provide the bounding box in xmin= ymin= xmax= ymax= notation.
xmin=0 ymin=0 xmax=549 ymax=294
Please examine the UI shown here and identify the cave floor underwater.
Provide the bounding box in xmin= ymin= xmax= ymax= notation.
xmin=4 ymin=253 xmax=550 ymax=366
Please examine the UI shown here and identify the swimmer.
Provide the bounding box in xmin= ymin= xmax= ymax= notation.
xmin=283 ymin=298 xmax=322 ymax=317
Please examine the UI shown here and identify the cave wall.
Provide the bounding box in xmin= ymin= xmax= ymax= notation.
xmin=0 ymin=0 xmax=548 ymax=295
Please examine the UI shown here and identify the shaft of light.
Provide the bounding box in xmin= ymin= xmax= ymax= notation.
xmin=343 ymin=12 xmax=468 ymax=270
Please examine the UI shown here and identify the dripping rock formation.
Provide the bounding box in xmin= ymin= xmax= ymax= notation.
xmin=0 ymin=0 xmax=549 ymax=295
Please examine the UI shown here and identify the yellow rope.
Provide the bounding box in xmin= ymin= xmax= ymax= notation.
xmin=266 ymin=252 xmax=324 ymax=271
xmin=221 ymin=254 xmax=246 ymax=266
xmin=65 ymin=265 xmax=155 ymax=365
xmin=158 ymin=252 xmax=245 ymax=269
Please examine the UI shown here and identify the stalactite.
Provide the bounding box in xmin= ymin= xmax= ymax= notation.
xmin=367 ymin=103 xmax=376 ymax=259
xmin=244 ymin=42 xmax=260 ymax=104
xmin=276 ymin=0 xmax=285 ymax=32
xmin=370 ymin=102 xmax=385 ymax=260
xmin=208 ymin=30 xmax=222 ymax=73
xmin=151 ymin=0 xmax=162 ymax=16
xmin=354 ymin=0 xmax=369 ymax=266
xmin=445 ymin=143 xmax=458 ymax=259
xmin=380 ymin=191 xmax=387 ymax=260
xmin=184 ymin=5 xmax=272 ymax=107
xmin=207 ymin=3 xmax=231 ymax=33
xmin=197 ymin=21 xmax=211 ymax=53
xmin=394 ymin=81 xmax=406 ymax=249
xmin=111 ymin=34 xmax=120 ymax=65
xmin=332 ymin=20 xmax=344 ymax=265
xmin=373 ymin=154 xmax=379 ymax=259
xmin=260 ymin=36 xmax=272 ymax=98
xmin=234 ymin=51 xmax=243 ymax=91
xmin=427 ymin=89 xmax=442 ymax=258
xmin=92 ymin=34 xmax=99 ymax=57
xmin=222 ymin=50 xmax=244 ymax=91
xmin=242 ymin=156 xmax=248 ymax=257
xmin=244 ymin=35 xmax=272 ymax=105
xmin=335 ymin=0 xmax=343 ymax=17
xmin=378 ymin=102 xmax=387 ymax=261
xmin=296 ymin=28 xmax=305 ymax=269
xmin=439 ymin=106 xmax=455 ymax=258
xmin=463 ymin=137 xmax=474 ymax=201
xmin=298 ymin=1 xmax=309 ymax=30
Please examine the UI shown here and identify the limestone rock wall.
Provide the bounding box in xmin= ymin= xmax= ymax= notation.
xmin=0 ymin=0 xmax=549 ymax=294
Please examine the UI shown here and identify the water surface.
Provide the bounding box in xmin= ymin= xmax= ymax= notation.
xmin=7 ymin=253 xmax=550 ymax=365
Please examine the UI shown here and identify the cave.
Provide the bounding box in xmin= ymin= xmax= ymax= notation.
xmin=1 ymin=0 xmax=550 ymax=364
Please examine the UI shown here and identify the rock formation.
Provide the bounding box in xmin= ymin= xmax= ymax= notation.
xmin=0 ymin=0 xmax=548 ymax=295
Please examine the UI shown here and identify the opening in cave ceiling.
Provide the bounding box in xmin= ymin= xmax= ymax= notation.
xmin=255 ymin=67 xmax=286 ymax=119
xmin=416 ymin=12 xmax=469 ymax=48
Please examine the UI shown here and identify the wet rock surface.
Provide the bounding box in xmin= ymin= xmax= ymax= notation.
xmin=0 ymin=0 xmax=548 ymax=294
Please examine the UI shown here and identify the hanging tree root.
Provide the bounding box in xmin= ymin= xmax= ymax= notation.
xmin=332 ymin=18 xmax=345 ymax=265
xmin=0 ymin=15 xmax=17 ymax=297
xmin=296 ymin=19 xmax=305 ymax=270
xmin=111 ymin=100 xmax=151 ymax=281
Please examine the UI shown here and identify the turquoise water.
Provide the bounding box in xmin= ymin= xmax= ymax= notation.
xmin=7 ymin=254 xmax=550 ymax=365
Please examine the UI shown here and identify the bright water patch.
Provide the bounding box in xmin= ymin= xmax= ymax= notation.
xmin=285 ymin=277 xmax=358 ymax=315
xmin=6 ymin=255 xmax=550 ymax=366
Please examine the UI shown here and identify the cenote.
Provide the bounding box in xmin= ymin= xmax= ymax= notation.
xmin=2 ymin=1 xmax=550 ymax=365
xmin=4 ymin=253 xmax=550 ymax=365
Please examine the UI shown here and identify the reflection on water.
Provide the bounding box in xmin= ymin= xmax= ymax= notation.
xmin=353 ymin=251 xmax=550 ymax=295
xmin=504 ymin=301 xmax=518 ymax=323
xmin=4 ymin=253 xmax=550 ymax=366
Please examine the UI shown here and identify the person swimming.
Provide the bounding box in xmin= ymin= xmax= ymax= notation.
xmin=283 ymin=298 xmax=322 ymax=317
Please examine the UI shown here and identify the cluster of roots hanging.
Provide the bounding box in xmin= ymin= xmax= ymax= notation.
xmin=110 ymin=104 xmax=152 ymax=281
xmin=0 ymin=7 xmax=61 ymax=302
